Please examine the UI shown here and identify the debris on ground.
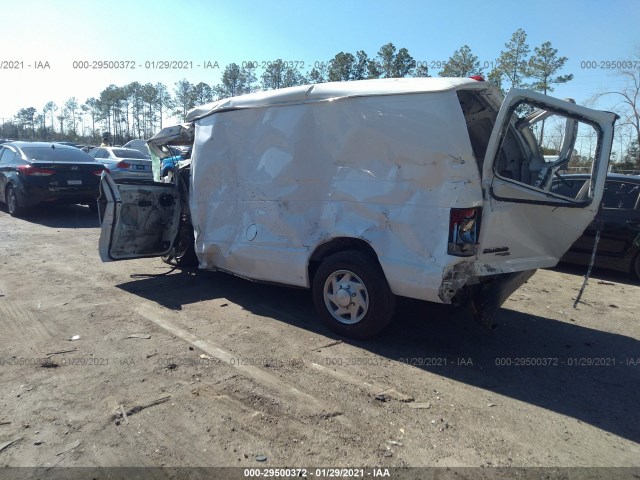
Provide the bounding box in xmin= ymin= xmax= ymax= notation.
xmin=375 ymin=388 xmax=414 ymax=403
xmin=46 ymin=348 xmax=78 ymax=357
xmin=0 ymin=439 xmax=20 ymax=454
xmin=113 ymin=396 xmax=172 ymax=424
xmin=56 ymin=440 xmax=81 ymax=456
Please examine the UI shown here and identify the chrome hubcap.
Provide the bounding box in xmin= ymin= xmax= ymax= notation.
xmin=323 ymin=270 xmax=369 ymax=325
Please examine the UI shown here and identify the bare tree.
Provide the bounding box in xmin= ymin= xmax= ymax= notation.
xmin=592 ymin=49 xmax=640 ymax=164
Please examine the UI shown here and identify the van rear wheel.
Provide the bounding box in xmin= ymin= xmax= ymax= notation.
xmin=312 ymin=251 xmax=396 ymax=339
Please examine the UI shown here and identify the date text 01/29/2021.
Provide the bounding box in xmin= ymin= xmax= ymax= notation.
xmin=242 ymin=468 xmax=390 ymax=477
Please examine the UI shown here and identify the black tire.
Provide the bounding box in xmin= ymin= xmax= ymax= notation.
xmin=632 ymin=252 xmax=640 ymax=281
xmin=161 ymin=219 xmax=199 ymax=268
xmin=312 ymin=250 xmax=396 ymax=339
xmin=6 ymin=185 xmax=24 ymax=217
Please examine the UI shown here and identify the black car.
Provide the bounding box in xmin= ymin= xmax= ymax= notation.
xmin=0 ymin=141 xmax=108 ymax=216
xmin=553 ymin=173 xmax=640 ymax=279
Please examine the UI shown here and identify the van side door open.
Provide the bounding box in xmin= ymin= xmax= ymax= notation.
xmin=98 ymin=173 xmax=182 ymax=261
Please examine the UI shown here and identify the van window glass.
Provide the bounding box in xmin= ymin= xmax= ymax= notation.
xmin=494 ymin=100 xmax=602 ymax=203
xmin=550 ymin=177 xmax=587 ymax=199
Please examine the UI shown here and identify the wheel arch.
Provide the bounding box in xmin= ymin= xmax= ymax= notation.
xmin=308 ymin=237 xmax=384 ymax=286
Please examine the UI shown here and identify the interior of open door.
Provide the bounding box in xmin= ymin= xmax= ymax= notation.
xmin=98 ymin=174 xmax=182 ymax=261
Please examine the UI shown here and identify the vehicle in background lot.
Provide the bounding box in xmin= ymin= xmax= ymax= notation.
xmin=55 ymin=141 xmax=84 ymax=149
xmin=98 ymin=78 xmax=617 ymax=339
xmin=122 ymin=139 xmax=151 ymax=157
xmin=160 ymin=146 xmax=191 ymax=182
xmin=0 ymin=141 xmax=107 ymax=216
xmin=88 ymin=146 xmax=153 ymax=180
xmin=554 ymin=173 xmax=640 ymax=279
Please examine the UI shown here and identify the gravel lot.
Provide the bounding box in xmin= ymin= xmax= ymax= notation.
xmin=0 ymin=204 xmax=639 ymax=478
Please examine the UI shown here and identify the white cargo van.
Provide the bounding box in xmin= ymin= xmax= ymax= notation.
xmin=98 ymin=77 xmax=617 ymax=338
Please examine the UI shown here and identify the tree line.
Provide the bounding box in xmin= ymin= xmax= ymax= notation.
xmin=1 ymin=28 xmax=638 ymax=168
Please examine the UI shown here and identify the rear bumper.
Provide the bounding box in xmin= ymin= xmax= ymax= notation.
xmin=108 ymin=169 xmax=153 ymax=181
xmin=16 ymin=184 xmax=99 ymax=207
xmin=467 ymin=269 xmax=536 ymax=328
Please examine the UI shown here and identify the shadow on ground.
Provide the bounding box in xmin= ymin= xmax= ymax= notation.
xmin=117 ymin=267 xmax=640 ymax=444
xmin=7 ymin=204 xmax=100 ymax=229
xmin=550 ymin=262 xmax=640 ymax=287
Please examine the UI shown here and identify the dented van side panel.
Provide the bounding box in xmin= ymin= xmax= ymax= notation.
xmin=189 ymin=92 xmax=482 ymax=303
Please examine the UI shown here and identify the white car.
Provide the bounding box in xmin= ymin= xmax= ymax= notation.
xmin=122 ymin=139 xmax=151 ymax=157
xmin=88 ymin=147 xmax=153 ymax=181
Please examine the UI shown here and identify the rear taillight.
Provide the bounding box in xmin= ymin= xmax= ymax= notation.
xmin=470 ymin=75 xmax=485 ymax=81
xmin=91 ymin=168 xmax=109 ymax=176
xmin=116 ymin=161 xmax=131 ymax=169
xmin=448 ymin=207 xmax=481 ymax=256
xmin=17 ymin=165 xmax=55 ymax=176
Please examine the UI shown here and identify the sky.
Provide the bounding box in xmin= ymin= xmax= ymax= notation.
xmin=1 ymin=0 xmax=639 ymax=138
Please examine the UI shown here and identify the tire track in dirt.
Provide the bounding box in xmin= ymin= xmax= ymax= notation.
xmin=134 ymin=303 xmax=349 ymax=426
xmin=0 ymin=300 xmax=57 ymax=341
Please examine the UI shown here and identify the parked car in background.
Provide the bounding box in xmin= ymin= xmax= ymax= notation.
xmin=55 ymin=141 xmax=83 ymax=149
xmin=160 ymin=146 xmax=191 ymax=182
xmin=122 ymin=139 xmax=151 ymax=157
xmin=88 ymin=147 xmax=153 ymax=180
xmin=554 ymin=173 xmax=640 ymax=279
xmin=0 ymin=141 xmax=107 ymax=216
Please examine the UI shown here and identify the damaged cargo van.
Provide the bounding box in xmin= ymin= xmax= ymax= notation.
xmin=98 ymin=77 xmax=617 ymax=339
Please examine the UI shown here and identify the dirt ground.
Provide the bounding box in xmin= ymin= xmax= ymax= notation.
xmin=0 ymin=204 xmax=639 ymax=477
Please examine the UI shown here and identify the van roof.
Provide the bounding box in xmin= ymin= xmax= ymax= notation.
xmin=186 ymin=77 xmax=490 ymax=122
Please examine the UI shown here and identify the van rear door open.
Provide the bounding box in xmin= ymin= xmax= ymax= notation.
xmin=476 ymin=89 xmax=617 ymax=275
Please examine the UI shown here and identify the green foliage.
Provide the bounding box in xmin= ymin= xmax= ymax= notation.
xmin=173 ymin=79 xmax=196 ymax=121
xmin=260 ymin=59 xmax=306 ymax=90
xmin=439 ymin=45 xmax=482 ymax=77
xmin=494 ymin=28 xmax=531 ymax=90
xmin=371 ymin=43 xmax=417 ymax=78
xmin=528 ymin=41 xmax=573 ymax=94
xmin=307 ymin=64 xmax=328 ymax=84
xmin=2 ymin=35 xmax=580 ymax=144
xmin=328 ymin=52 xmax=356 ymax=82
xmin=192 ymin=82 xmax=214 ymax=105
xmin=414 ymin=64 xmax=430 ymax=77
xmin=217 ymin=63 xmax=253 ymax=97
xmin=623 ymin=140 xmax=640 ymax=168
